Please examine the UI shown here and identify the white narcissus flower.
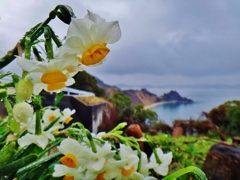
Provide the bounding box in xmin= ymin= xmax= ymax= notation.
xmin=83 ymin=142 xmax=115 ymax=172
xmin=42 ymin=108 xmax=62 ymax=128
xmin=53 ymin=164 xmax=85 ymax=180
xmin=55 ymin=10 xmax=121 ymax=66
xmin=17 ymin=130 xmax=55 ymax=149
xmin=16 ymin=56 xmax=83 ymax=94
xmin=57 ymin=138 xmax=89 ymax=169
xmin=60 ymin=108 xmax=76 ymax=125
xmin=108 ymin=144 xmax=139 ymax=180
xmin=146 ymin=148 xmax=173 ymax=176
xmin=18 ymin=118 xmax=60 ymax=149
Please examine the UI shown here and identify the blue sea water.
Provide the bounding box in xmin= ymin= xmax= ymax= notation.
xmin=147 ymin=87 xmax=240 ymax=125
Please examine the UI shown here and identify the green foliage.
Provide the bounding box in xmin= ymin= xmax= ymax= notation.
xmin=109 ymin=92 xmax=132 ymax=113
xmin=71 ymin=71 xmax=106 ymax=97
xmin=147 ymin=133 xmax=216 ymax=174
xmin=133 ymin=104 xmax=158 ymax=125
xmin=208 ymin=100 xmax=240 ymax=136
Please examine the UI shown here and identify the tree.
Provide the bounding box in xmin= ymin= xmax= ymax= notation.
xmin=109 ymin=92 xmax=132 ymax=113
xmin=133 ymin=104 xmax=158 ymax=125
xmin=70 ymin=71 xmax=106 ymax=97
xmin=108 ymin=92 xmax=133 ymax=122
xmin=207 ymin=100 xmax=240 ymax=136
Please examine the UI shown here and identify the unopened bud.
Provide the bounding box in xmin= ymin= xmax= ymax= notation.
xmin=13 ymin=102 xmax=33 ymax=123
xmin=0 ymin=89 xmax=8 ymax=99
xmin=16 ymin=79 xmax=33 ymax=100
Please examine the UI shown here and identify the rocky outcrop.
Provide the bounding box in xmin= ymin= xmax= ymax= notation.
xmin=123 ymin=88 xmax=161 ymax=106
xmin=159 ymin=90 xmax=193 ymax=103
xmin=202 ymin=144 xmax=240 ymax=180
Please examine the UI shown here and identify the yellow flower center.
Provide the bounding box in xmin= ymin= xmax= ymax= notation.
xmin=66 ymin=67 xmax=77 ymax=72
xmin=63 ymin=176 xmax=74 ymax=180
xmin=41 ymin=71 xmax=67 ymax=84
xmin=122 ymin=165 xmax=135 ymax=176
xmin=60 ymin=154 xmax=77 ymax=168
xmin=47 ymin=83 xmax=66 ymax=91
xmin=96 ymin=172 xmax=105 ymax=180
xmin=78 ymin=44 xmax=110 ymax=66
xmin=41 ymin=71 xmax=68 ymax=91
xmin=64 ymin=117 xmax=73 ymax=124
xmin=48 ymin=115 xmax=56 ymax=122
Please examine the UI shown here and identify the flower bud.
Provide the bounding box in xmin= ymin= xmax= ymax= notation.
xmin=56 ymin=5 xmax=76 ymax=24
xmin=0 ymin=89 xmax=8 ymax=99
xmin=13 ymin=102 xmax=33 ymax=123
xmin=16 ymin=79 xmax=33 ymax=100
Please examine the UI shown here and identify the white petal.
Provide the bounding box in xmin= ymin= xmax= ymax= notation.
xmin=65 ymin=77 xmax=75 ymax=86
xmin=66 ymin=36 xmax=86 ymax=52
xmin=58 ymin=138 xmax=82 ymax=155
xmin=16 ymin=56 xmax=46 ymax=72
xmin=53 ymin=164 xmax=67 ymax=177
xmin=33 ymin=83 xmax=45 ymax=95
xmin=18 ymin=134 xmax=35 ymax=147
xmin=85 ymin=10 xmax=105 ymax=23
xmin=153 ymin=165 xmax=169 ymax=176
xmin=161 ymin=152 xmax=173 ymax=165
xmin=36 ymin=135 xmax=49 ymax=149
xmin=67 ymin=18 xmax=93 ymax=47
xmin=91 ymin=21 xmax=121 ymax=44
xmin=90 ymin=157 xmax=105 ymax=171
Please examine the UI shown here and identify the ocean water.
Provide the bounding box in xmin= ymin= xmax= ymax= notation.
xmin=147 ymin=87 xmax=240 ymax=125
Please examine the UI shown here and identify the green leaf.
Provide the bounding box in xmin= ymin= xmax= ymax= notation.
xmin=0 ymin=141 xmax=16 ymax=168
xmin=17 ymin=152 xmax=61 ymax=174
xmin=162 ymin=166 xmax=207 ymax=180
xmin=0 ymin=130 xmax=10 ymax=142
xmin=0 ymin=72 xmax=11 ymax=79
xmin=54 ymin=92 xmax=64 ymax=106
xmin=12 ymin=144 xmax=37 ymax=161
xmin=0 ymin=154 xmax=38 ymax=176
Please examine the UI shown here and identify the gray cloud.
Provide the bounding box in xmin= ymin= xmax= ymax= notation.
xmin=1 ymin=0 xmax=240 ymax=87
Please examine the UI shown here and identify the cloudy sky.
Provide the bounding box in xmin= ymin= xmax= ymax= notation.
xmin=1 ymin=0 xmax=240 ymax=89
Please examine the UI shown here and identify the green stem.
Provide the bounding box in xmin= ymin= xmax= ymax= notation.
xmin=3 ymin=97 xmax=13 ymax=119
xmin=86 ymin=130 xmax=97 ymax=153
xmin=38 ymin=138 xmax=63 ymax=157
xmin=152 ymin=148 xmax=162 ymax=164
xmin=32 ymin=46 xmax=43 ymax=61
xmin=35 ymin=109 xmax=42 ymax=135
xmin=24 ymin=36 xmax=31 ymax=59
xmin=49 ymin=26 xmax=62 ymax=47
xmin=0 ymin=82 xmax=14 ymax=88
xmin=146 ymin=140 xmax=162 ymax=164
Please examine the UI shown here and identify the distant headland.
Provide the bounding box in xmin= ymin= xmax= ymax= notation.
xmin=95 ymin=77 xmax=194 ymax=107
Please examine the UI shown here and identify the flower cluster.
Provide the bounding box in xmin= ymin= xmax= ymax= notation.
xmin=13 ymin=102 xmax=75 ymax=149
xmin=53 ymin=134 xmax=172 ymax=180
xmin=16 ymin=10 xmax=121 ymax=95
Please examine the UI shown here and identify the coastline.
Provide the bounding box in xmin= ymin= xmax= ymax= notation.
xmin=144 ymin=101 xmax=182 ymax=109
xmin=144 ymin=101 xmax=168 ymax=109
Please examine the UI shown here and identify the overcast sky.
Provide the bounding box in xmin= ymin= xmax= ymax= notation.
xmin=1 ymin=0 xmax=240 ymax=89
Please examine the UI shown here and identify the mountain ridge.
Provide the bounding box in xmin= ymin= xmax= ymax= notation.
xmin=95 ymin=77 xmax=193 ymax=106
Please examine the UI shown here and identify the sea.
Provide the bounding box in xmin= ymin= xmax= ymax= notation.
xmin=146 ymin=87 xmax=240 ymax=125
xmin=118 ymin=85 xmax=240 ymax=126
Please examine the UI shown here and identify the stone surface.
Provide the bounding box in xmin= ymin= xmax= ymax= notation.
xmin=202 ymin=144 xmax=240 ymax=180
